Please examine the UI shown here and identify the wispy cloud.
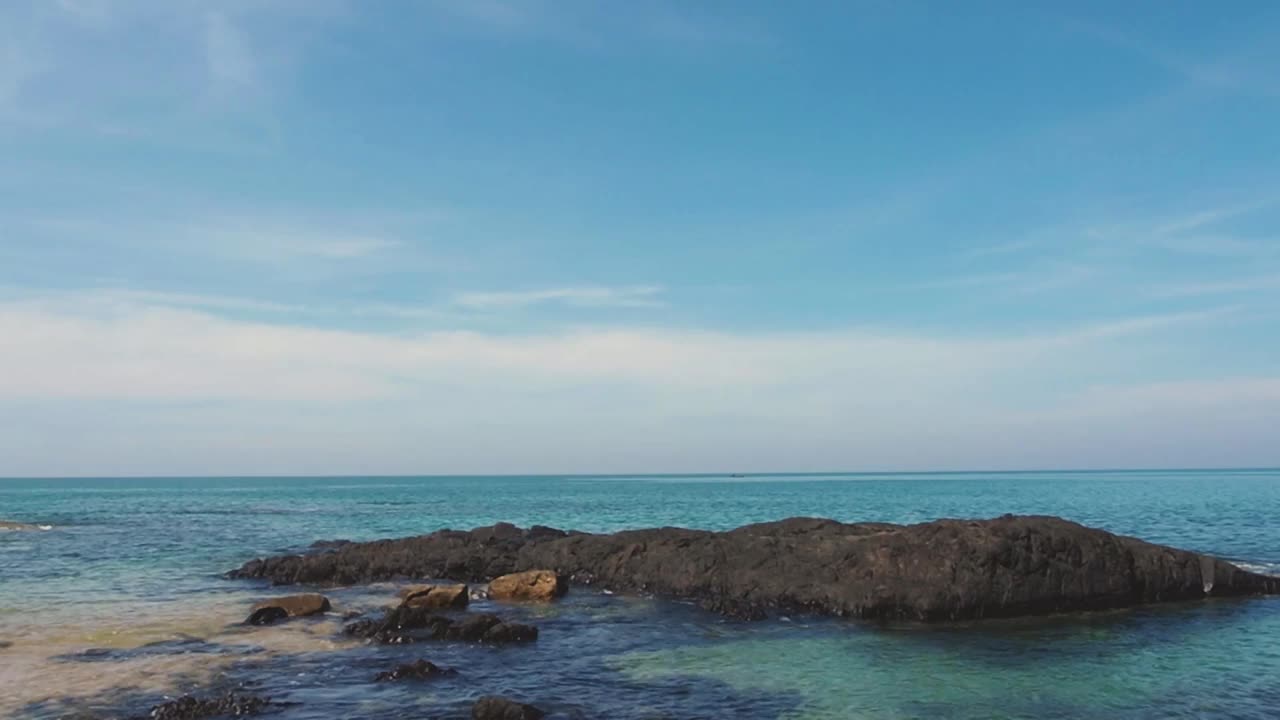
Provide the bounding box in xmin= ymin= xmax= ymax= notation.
xmin=910 ymin=263 xmax=1101 ymax=297
xmin=961 ymin=239 xmax=1040 ymax=258
xmin=1065 ymin=17 xmax=1280 ymax=98
xmin=105 ymin=218 xmax=405 ymax=264
xmin=203 ymin=11 xmax=257 ymax=99
xmin=1150 ymin=274 xmax=1280 ymax=298
xmin=451 ymin=285 xmax=666 ymax=311
xmin=425 ymin=0 xmax=770 ymax=52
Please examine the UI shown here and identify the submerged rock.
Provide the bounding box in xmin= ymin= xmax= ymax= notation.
xmin=472 ymin=696 xmax=545 ymax=720
xmin=374 ymin=658 xmax=458 ymax=682
xmin=246 ymin=593 xmax=330 ymax=624
xmin=0 ymin=520 xmax=42 ymax=531
xmin=229 ymin=515 xmax=1280 ymax=622
xmin=488 ymin=570 xmax=566 ymax=603
xmin=343 ymin=606 xmax=537 ymax=644
xmin=140 ymin=693 xmax=271 ymax=720
xmin=401 ymin=583 xmax=470 ymax=610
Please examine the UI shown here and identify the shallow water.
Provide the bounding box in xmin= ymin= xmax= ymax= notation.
xmin=2 ymin=470 xmax=1279 ymax=718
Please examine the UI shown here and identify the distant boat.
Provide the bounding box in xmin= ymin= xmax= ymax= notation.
xmin=730 ymin=473 xmax=745 ymax=478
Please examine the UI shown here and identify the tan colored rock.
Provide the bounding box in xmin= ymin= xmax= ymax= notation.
xmin=487 ymin=570 xmax=566 ymax=603
xmin=250 ymin=593 xmax=331 ymax=618
xmin=400 ymin=583 xmax=469 ymax=610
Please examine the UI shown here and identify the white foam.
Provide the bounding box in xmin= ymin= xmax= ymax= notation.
xmin=1236 ymin=562 xmax=1280 ymax=576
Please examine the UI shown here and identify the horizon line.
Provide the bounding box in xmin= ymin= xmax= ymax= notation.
xmin=2 ymin=466 xmax=1278 ymax=481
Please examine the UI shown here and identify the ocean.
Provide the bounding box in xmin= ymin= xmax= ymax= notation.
xmin=2 ymin=470 xmax=1279 ymax=719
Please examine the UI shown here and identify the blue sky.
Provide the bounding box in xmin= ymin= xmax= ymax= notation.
xmin=2 ymin=0 xmax=1279 ymax=475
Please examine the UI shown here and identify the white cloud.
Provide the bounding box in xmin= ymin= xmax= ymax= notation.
xmin=0 ymin=290 xmax=1271 ymax=476
xmin=451 ymin=285 xmax=666 ymax=310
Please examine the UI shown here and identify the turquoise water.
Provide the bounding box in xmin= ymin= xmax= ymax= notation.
xmin=2 ymin=470 xmax=1279 ymax=718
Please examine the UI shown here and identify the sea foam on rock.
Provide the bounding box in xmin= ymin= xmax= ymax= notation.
xmin=229 ymin=515 xmax=1280 ymax=622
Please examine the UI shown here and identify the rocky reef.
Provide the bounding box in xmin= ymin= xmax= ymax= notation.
xmin=229 ymin=515 xmax=1280 ymax=622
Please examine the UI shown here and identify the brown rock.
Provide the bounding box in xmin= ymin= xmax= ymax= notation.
xmin=488 ymin=570 xmax=566 ymax=603
xmin=249 ymin=593 xmax=330 ymax=618
xmin=400 ymin=583 xmax=469 ymax=610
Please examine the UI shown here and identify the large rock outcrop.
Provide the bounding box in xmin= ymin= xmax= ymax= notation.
xmin=228 ymin=515 xmax=1280 ymax=622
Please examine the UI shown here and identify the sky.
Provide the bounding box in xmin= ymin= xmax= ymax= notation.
xmin=2 ymin=0 xmax=1279 ymax=476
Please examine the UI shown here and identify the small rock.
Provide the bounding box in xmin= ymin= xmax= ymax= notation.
xmin=472 ymin=696 xmax=545 ymax=720
xmin=374 ymin=658 xmax=458 ymax=682
xmin=247 ymin=593 xmax=330 ymax=623
xmin=401 ymin=583 xmax=469 ymax=610
xmin=488 ymin=570 xmax=566 ymax=603
xmin=482 ymin=621 xmax=539 ymax=644
xmin=143 ymin=693 xmax=271 ymax=720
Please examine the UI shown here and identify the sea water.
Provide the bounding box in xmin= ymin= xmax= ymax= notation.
xmin=2 ymin=470 xmax=1278 ymax=719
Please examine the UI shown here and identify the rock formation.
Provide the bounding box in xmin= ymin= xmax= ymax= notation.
xmin=230 ymin=515 xmax=1280 ymax=622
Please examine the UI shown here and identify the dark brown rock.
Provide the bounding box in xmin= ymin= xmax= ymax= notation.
xmin=472 ymin=696 xmax=545 ymax=720
xmin=374 ymin=658 xmax=458 ymax=682
xmin=343 ymin=607 xmax=537 ymax=644
xmin=229 ymin=515 xmax=1280 ymax=622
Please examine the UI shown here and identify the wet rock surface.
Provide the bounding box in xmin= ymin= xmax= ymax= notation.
xmin=343 ymin=606 xmax=538 ymax=644
xmin=374 ymin=658 xmax=458 ymax=682
xmin=139 ymin=692 xmax=272 ymax=720
xmin=471 ymin=696 xmax=545 ymax=720
xmin=401 ymin=583 xmax=470 ymax=610
xmin=246 ymin=594 xmax=330 ymax=623
xmin=230 ymin=515 xmax=1280 ymax=621
xmin=488 ymin=570 xmax=566 ymax=603
xmin=245 ymin=606 xmax=289 ymax=626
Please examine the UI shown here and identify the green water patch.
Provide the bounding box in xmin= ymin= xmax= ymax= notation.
xmin=610 ymin=602 xmax=1280 ymax=719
